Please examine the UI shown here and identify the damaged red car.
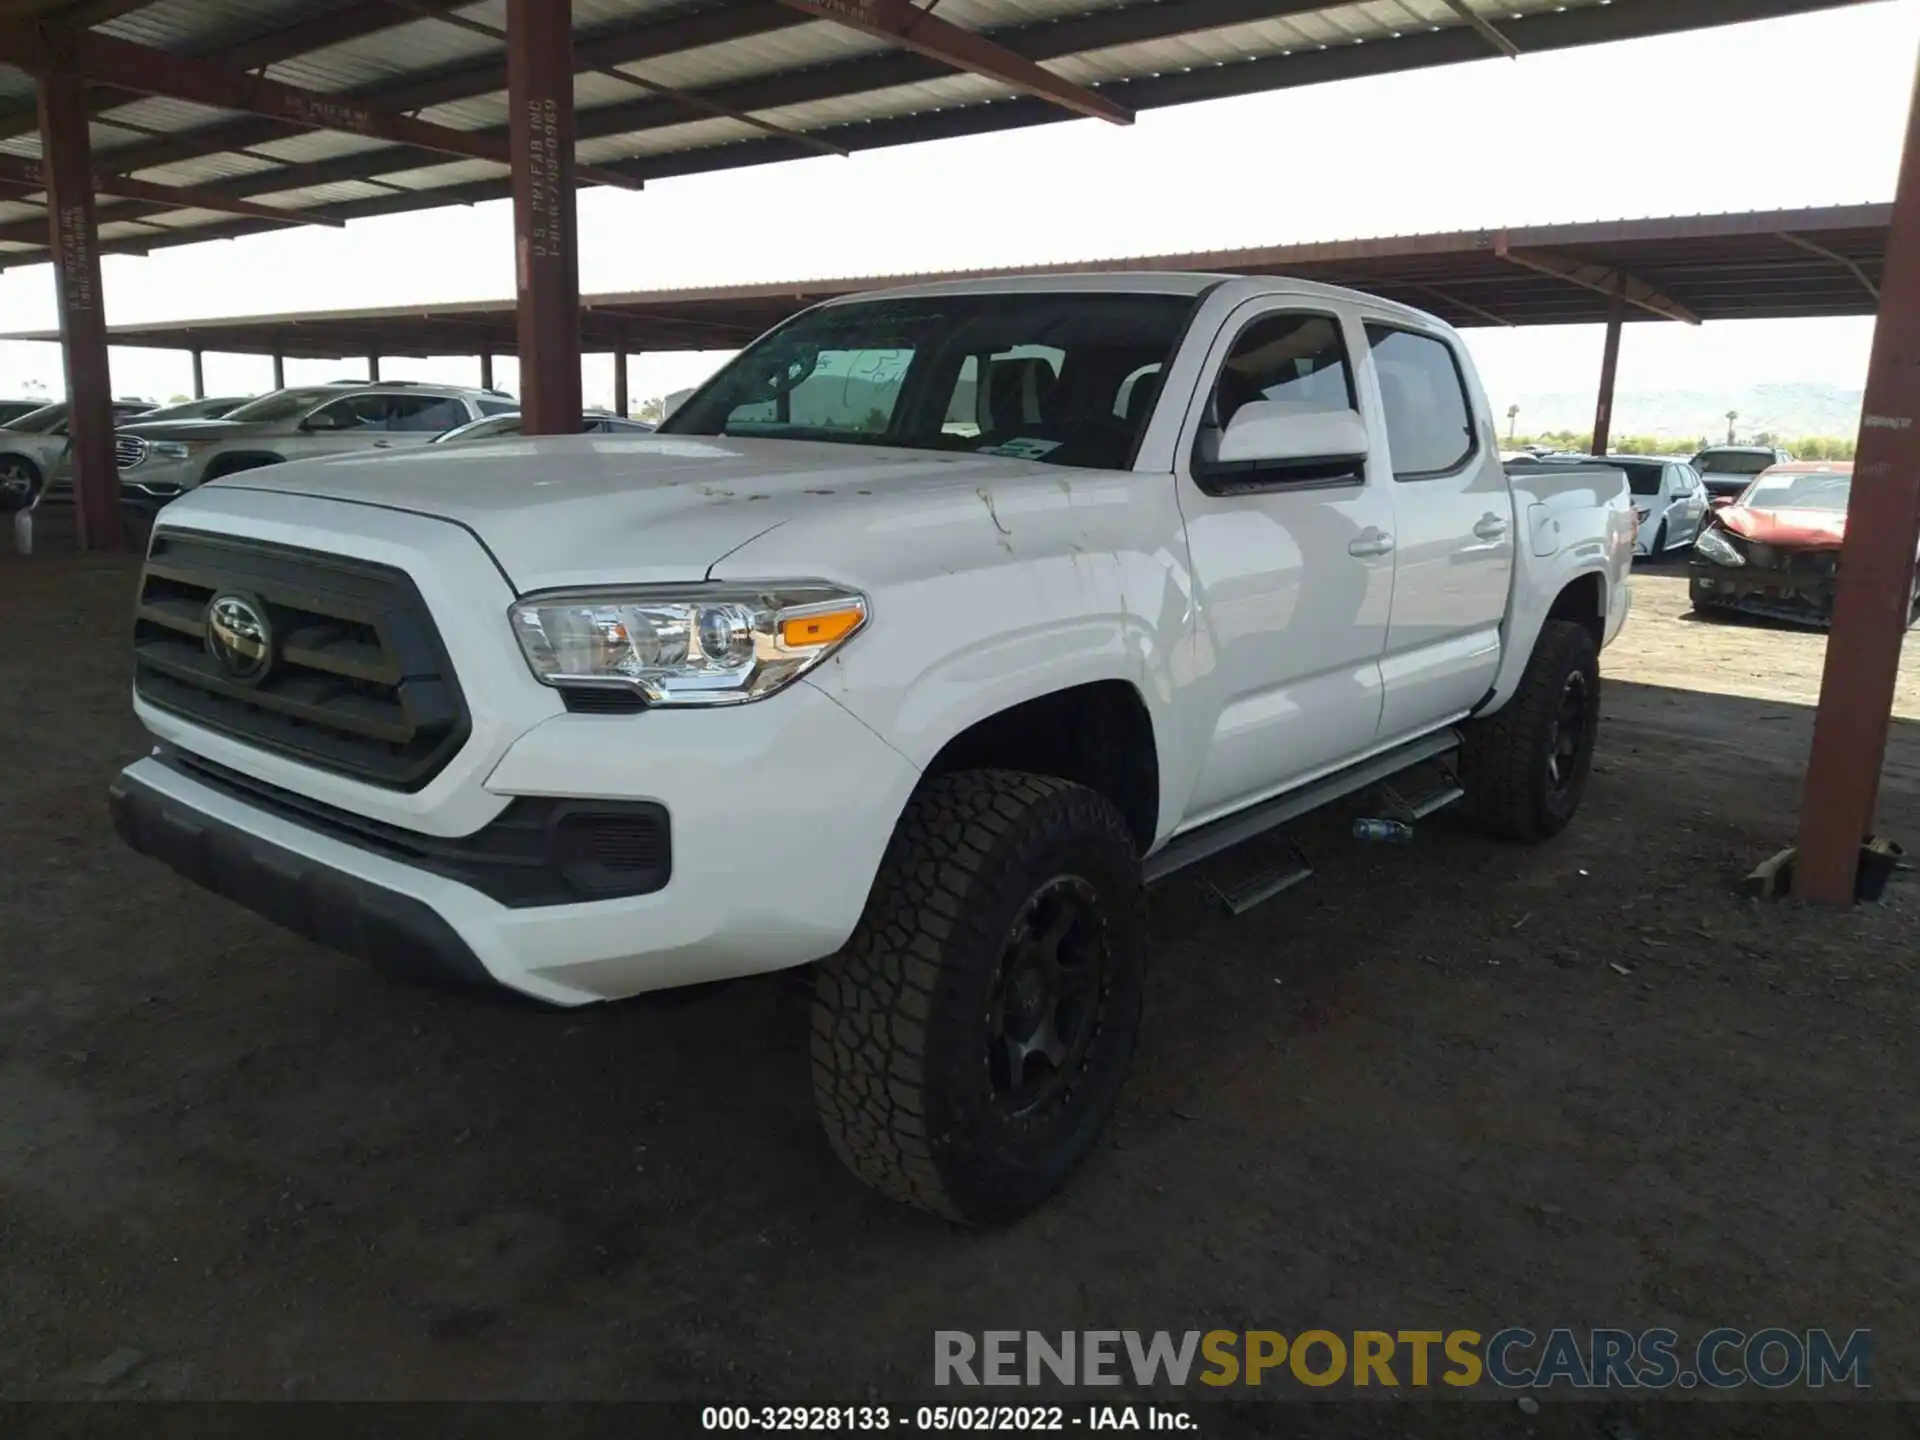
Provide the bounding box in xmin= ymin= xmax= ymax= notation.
xmin=1689 ymin=462 xmax=1913 ymax=627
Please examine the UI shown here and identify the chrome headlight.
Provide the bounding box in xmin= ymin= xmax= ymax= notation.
xmin=509 ymin=583 xmax=868 ymax=707
xmin=1693 ymin=528 xmax=1745 ymax=568
xmin=146 ymin=441 xmax=193 ymax=461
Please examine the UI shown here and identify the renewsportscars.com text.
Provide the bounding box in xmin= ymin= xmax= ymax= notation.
xmin=934 ymin=1328 xmax=1872 ymax=1392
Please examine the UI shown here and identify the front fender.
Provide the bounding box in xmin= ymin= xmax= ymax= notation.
xmin=712 ymin=467 xmax=1200 ymax=844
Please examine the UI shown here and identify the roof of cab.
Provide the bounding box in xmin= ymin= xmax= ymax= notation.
xmin=817 ymin=271 xmax=1449 ymax=329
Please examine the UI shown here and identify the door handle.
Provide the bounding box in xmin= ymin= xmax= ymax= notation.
xmin=1473 ymin=513 xmax=1510 ymax=541
xmin=1348 ymin=527 xmax=1395 ymax=558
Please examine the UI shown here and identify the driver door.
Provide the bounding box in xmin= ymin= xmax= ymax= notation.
xmin=1172 ymin=300 xmax=1395 ymax=827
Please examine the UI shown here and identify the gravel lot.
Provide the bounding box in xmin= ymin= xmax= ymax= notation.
xmin=2 ymin=547 xmax=1915 ymax=1432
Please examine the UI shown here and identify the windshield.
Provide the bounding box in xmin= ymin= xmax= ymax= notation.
xmin=224 ymin=387 xmax=344 ymax=423
xmin=433 ymin=414 xmax=519 ymax=443
xmin=1693 ymin=449 xmax=1773 ymax=476
xmin=1740 ymin=471 xmax=1852 ymax=512
xmin=661 ymin=291 xmax=1198 ymax=470
xmin=3 ymin=402 xmax=67 ymax=433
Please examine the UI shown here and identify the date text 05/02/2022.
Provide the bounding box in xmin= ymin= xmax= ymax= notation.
xmin=701 ymin=1404 xmax=1193 ymax=1431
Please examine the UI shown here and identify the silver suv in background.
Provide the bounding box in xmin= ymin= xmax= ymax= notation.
xmin=0 ymin=399 xmax=158 ymax=510
xmin=112 ymin=381 xmax=517 ymax=502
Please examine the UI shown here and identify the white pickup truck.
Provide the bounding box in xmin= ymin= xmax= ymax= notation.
xmin=110 ymin=274 xmax=1633 ymax=1222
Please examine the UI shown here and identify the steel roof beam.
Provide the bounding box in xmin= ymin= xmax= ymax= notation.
xmin=1774 ymin=229 xmax=1881 ymax=301
xmin=0 ymin=3 xmax=442 ymax=145
xmin=0 ymin=24 xmax=646 ymax=191
xmin=0 ymin=152 xmax=343 ymax=226
xmin=87 ymin=3 xmax=808 ymax=180
xmin=1493 ymin=236 xmax=1701 ymax=324
xmin=383 ymin=0 xmax=849 ymax=160
xmin=770 ymin=0 xmax=1130 ymax=123
xmin=1437 ymin=0 xmax=1522 ymax=57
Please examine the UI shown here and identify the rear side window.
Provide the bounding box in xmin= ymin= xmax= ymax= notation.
xmin=1365 ymin=324 xmax=1476 ymax=478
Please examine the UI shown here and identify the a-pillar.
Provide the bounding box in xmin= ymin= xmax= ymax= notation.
xmin=190 ymin=348 xmax=205 ymax=399
xmin=507 ymin=0 xmax=581 ymax=435
xmin=613 ymin=350 xmax=628 ymax=418
xmin=1590 ymin=285 xmax=1625 ymax=456
xmin=1794 ymin=58 xmax=1920 ymax=902
xmin=36 ymin=27 xmax=120 ymax=550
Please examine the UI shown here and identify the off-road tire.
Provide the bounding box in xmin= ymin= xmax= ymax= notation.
xmin=810 ymin=770 xmax=1145 ymax=1224
xmin=1459 ymin=619 xmax=1601 ymax=842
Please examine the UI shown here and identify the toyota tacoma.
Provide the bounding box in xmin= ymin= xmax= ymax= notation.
xmin=110 ymin=275 xmax=1634 ymax=1222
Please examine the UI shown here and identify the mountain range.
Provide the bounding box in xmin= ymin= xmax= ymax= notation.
xmin=1496 ymin=381 xmax=1864 ymax=441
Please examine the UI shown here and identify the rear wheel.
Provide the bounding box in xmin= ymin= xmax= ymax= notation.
xmin=1459 ymin=620 xmax=1601 ymax=842
xmin=811 ymin=770 xmax=1145 ymax=1223
xmin=0 ymin=454 xmax=41 ymax=512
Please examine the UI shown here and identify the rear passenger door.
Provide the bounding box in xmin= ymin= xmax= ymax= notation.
xmin=1172 ymin=300 xmax=1397 ymax=826
xmin=382 ymin=393 xmax=473 ymax=445
xmin=1362 ymin=321 xmax=1515 ymax=741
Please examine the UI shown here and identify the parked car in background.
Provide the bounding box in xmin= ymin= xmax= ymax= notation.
xmin=430 ymin=410 xmax=654 ymax=443
xmin=109 ymin=273 xmax=1634 ymax=1222
xmin=107 ymin=381 xmax=518 ymax=503
xmin=1690 ymin=444 xmax=1794 ymax=509
xmin=0 ymin=398 xmax=158 ymax=510
xmin=1689 ymin=462 xmax=1890 ymax=626
xmin=1581 ymin=455 xmax=1708 ymax=556
xmin=133 ymin=396 xmax=254 ymax=423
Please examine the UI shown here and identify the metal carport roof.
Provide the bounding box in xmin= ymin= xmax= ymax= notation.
xmin=0 ymin=0 xmax=1883 ymax=269
xmin=2 ymin=202 xmax=1887 ymax=356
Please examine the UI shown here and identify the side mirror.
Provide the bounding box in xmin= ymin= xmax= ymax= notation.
xmin=1215 ymin=402 xmax=1370 ymax=468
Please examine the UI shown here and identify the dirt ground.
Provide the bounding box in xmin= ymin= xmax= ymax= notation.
xmin=1 ymin=547 xmax=1915 ymax=1432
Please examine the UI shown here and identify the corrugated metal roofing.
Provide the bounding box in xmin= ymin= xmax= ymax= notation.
xmin=0 ymin=0 xmax=1883 ymax=266
xmin=1 ymin=205 xmax=1890 ymax=351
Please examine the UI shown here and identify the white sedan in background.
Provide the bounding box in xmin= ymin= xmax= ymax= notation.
xmin=1576 ymin=455 xmax=1709 ymax=557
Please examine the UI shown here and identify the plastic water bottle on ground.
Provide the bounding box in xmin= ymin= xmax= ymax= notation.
xmin=1352 ymin=817 xmax=1414 ymax=844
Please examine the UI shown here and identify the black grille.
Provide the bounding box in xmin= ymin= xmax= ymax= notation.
xmin=115 ymin=435 xmax=147 ymax=468
xmin=133 ymin=531 xmax=469 ymax=791
xmin=156 ymin=749 xmax=670 ymax=907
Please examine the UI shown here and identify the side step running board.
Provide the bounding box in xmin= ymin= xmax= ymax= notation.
xmin=1143 ymin=728 xmax=1463 ymax=885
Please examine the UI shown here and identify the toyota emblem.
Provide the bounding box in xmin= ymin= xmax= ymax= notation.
xmin=205 ymin=591 xmax=273 ymax=683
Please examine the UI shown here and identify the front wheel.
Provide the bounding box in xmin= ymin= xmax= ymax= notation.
xmin=1651 ymin=519 xmax=1668 ymax=555
xmin=1459 ymin=619 xmax=1601 ymax=842
xmin=811 ymin=770 xmax=1145 ymax=1223
xmin=0 ymin=454 xmax=41 ymax=513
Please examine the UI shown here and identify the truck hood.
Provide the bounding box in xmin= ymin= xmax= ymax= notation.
xmin=205 ymin=432 xmax=1058 ymax=591
xmin=1720 ymin=505 xmax=1848 ymax=550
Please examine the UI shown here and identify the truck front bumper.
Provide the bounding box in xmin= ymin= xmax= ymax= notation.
xmin=110 ymin=683 xmax=922 ymax=1007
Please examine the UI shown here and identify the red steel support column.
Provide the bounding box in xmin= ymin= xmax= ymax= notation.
xmin=1794 ymin=57 xmax=1920 ymax=903
xmin=613 ymin=350 xmax=628 ymax=417
xmin=36 ymin=29 xmax=120 ymax=550
xmin=367 ymin=353 xmax=380 ymax=381
xmin=507 ymin=0 xmax=581 ymax=435
xmin=190 ymin=348 xmax=204 ymax=398
xmin=479 ymin=348 xmax=494 ymax=391
xmin=271 ymin=351 xmax=285 ymax=389
xmin=1591 ymin=285 xmax=1624 ymax=456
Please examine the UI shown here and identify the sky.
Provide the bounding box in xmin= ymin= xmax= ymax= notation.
xmin=0 ymin=1 xmax=1913 ymax=429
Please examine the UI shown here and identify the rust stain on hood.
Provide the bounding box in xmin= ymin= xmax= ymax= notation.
xmin=1721 ymin=506 xmax=1849 ymax=550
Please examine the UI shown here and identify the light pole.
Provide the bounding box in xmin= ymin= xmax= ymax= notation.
xmin=1726 ymin=409 xmax=1738 ymax=444
xmin=1506 ymin=404 xmax=1519 ymax=443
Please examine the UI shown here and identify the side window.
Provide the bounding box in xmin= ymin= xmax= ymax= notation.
xmin=1191 ymin=311 xmax=1357 ymax=483
xmin=477 ymin=398 xmax=517 ymax=416
xmin=1364 ymin=324 xmax=1477 ymax=479
xmin=387 ymin=394 xmax=469 ymax=433
xmin=305 ymin=395 xmax=383 ymax=432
